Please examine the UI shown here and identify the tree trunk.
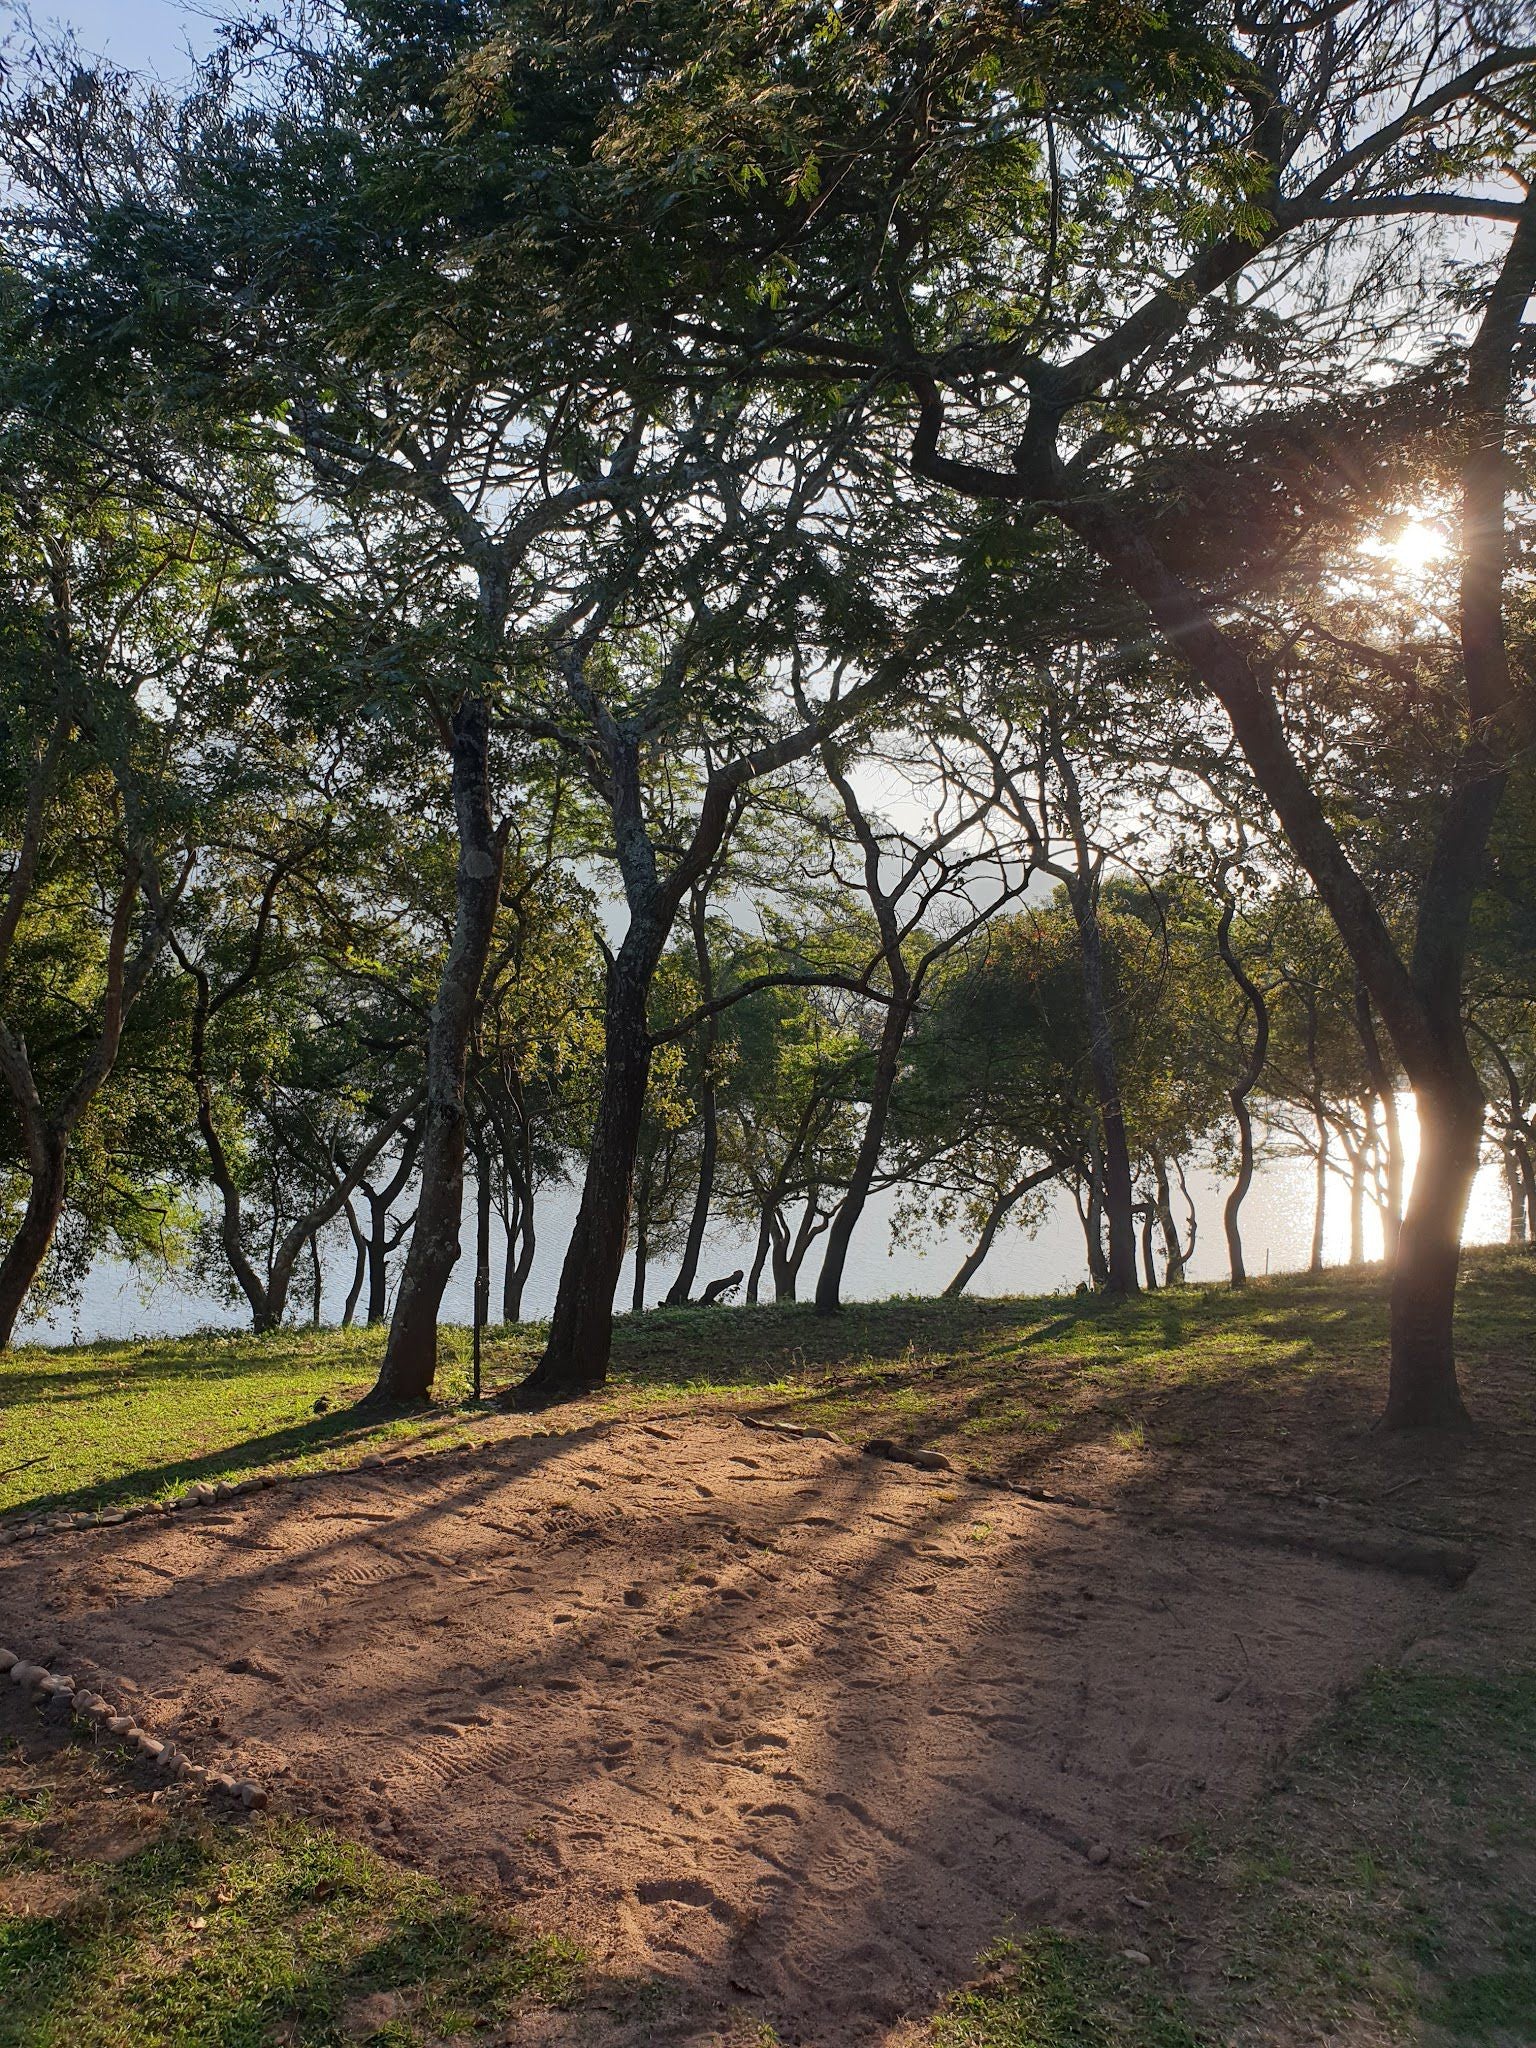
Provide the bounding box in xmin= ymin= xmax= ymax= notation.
xmin=1070 ymin=886 xmax=1138 ymax=1294
xmin=363 ymin=1129 xmax=421 ymax=1327
xmin=502 ymin=1196 xmax=536 ymax=1321
xmin=746 ymin=1205 xmax=772 ymax=1304
xmin=1216 ymin=898 xmax=1270 ymax=1290
xmin=1505 ymin=1143 xmax=1526 ymax=1244
xmin=1078 ymin=1160 xmax=1110 ymax=1289
xmin=771 ymin=1213 xmax=797 ymax=1302
xmin=1140 ymin=1203 xmax=1160 ymax=1290
xmin=473 ymin=1124 xmax=493 ymax=1334
xmin=1348 ymin=1139 xmax=1366 ymax=1266
xmin=1514 ymin=1131 xmax=1536 ymax=1245
xmin=1310 ymin=1120 xmax=1328 ymax=1274
xmin=631 ymin=1157 xmax=651 ymax=1314
xmin=943 ymin=1165 xmax=1055 ymax=1298
xmin=512 ymin=933 xmax=657 ymax=1402
xmin=1354 ymin=980 xmax=1404 ymax=1267
xmin=342 ymin=1205 xmax=367 ymax=1327
xmin=0 ymin=1124 xmax=67 ymax=1348
xmin=365 ymin=697 xmax=505 ymax=1404
xmin=665 ymin=886 xmax=719 ymax=1306
xmin=1383 ymin=1071 xmax=1480 ymax=1428
xmin=815 ymin=999 xmax=910 ymax=1314
xmin=1153 ymin=1157 xmax=1185 ymax=1284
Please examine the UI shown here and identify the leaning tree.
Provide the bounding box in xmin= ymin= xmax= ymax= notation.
xmin=517 ymin=0 xmax=1535 ymax=1427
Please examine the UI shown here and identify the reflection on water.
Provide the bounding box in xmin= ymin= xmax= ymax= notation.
xmin=20 ymin=1108 xmax=1514 ymax=1348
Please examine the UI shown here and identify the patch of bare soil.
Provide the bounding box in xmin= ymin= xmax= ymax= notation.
xmin=0 ymin=1420 xmax=1453 ymax=2045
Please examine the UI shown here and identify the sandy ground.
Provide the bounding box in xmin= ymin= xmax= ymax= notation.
xmin=0 ymin=1418 xmax=1449 ymax=2045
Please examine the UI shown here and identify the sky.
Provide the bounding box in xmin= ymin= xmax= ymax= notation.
xmin=16 ymin=0 xmax=227 ymax=73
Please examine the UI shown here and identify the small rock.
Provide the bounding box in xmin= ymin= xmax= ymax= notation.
xmin=10 ymin=1662 xmax=48 ymax=1690
xmin=99 ymin=1509 xmax=127 ymax=1525
xmin=213 ymin=1482 xmax=237 ymax=1500
xmin=107 ymin=1715 xmax=135 ymax=1735
xmin=208 ymin=1772 xmax=238 ymax=1794
xmin=1121 ymin=1949 xmax=1151 ymax=1966
xmin=909 ymin=1449 xmax=952 ymax=1472
xmin=0 ymin=1649 xmax=16 ymax=1671
xmin=136 ymin=1734 xmax=165 ymax=1761
xmin=1087 ymin=1843 xmax=1112 ymax=1866
xmin=359 ymin=1455 xmax=385 ymax=1469
xmin=256 ymin=1474 xmax=278 ymax=1488
xmin=184 ymin=1485 xmax=214 ymax=1505
xmin=237 ymin=1780 xmax=268 ymax=1809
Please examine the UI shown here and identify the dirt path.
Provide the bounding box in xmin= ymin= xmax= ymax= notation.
xmin=0 ymin=1419 xmax=1451 ymax=2045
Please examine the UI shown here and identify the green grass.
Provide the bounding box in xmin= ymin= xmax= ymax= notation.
xmin=1198 ymin=1668 xmax=1536 ymax=2046
xmin=0 ymin=1735 xmax=578 ymax=2047
xmin=0 ymin=1323 xmax=520 ymax=1521
xmin=16 ymin=1249 xmax=1525 ymax=1523
xmin=931 ymin=1934 xmax=1206 ymax=2047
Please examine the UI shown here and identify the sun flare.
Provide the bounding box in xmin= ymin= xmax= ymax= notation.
xmin=1387 ymin=519 xmax=1448 ymax=575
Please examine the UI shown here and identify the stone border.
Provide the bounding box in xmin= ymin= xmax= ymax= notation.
xmin=0 ymin=1472 xmax=280 ymax=1549
xmin=0 ymin=1643 xmax=268 ymax=1808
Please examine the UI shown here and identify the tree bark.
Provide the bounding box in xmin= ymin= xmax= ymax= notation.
xmin=631 ymin=1151 xmax=651 ymax=1314
xmin=746 ymin=1205 xmax=772 ymax=1304
xmin=365 ymin=696 xmax=505 ymax=1403
xmin=342 ymin=1204 xmax=367 ymax=1327
xmin=502 ymin=1195 xmax=536 ymax=1321
xmin=0 ymin=1123 xmax=67 ymax=1347
xmin=514 ymin=934 xmax=657 ymax=1398
xmin=472 ymin=1118 xmax=493 ymax=1336
xmin=1310 ymin=1122 xmax=1328 ymax=1273
xmin=665 ymin=885 xmax=719 ymax=1306
xmin=1384 ymin=1068 xmax=1483 ymax=1428
xmin=1138 ymin=1203 xmax=1159 ymax=1290
xmin=1076 ymin=1160 xmax=1110 ymax=1288
xmin=1068 ymin=881 xmax=1139 ymax=1294
xmin=1153 ymin=1156 xmax=1186 ymax=1283
xmin=357 ymin=1126 xmax=422 ymax=1328
xmin=815 ymin=997 xmax=910 ymax=1314
xmin=1215 ymin=891 xmax=1270 ymax=1289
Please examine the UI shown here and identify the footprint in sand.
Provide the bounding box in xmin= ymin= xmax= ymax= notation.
xmin=636 ymin=1876 xmax=737 ymax=1926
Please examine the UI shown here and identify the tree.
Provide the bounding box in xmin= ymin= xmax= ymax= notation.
xmin=812 ymin=735 xmax=1024 ymax=1313
xmin=0 ymin=440 xmax=249 ymax=1344
xmin=609 ymin=3 xmax=1536 ymax=1423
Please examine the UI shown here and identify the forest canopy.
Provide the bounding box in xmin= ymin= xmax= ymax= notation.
xmin=0 ymin=0 xmax=1532 ymax=1432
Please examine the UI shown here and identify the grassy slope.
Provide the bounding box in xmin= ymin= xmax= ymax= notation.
xmin=2 ymin=1252 xmax=1534 ymax=2045
xmin=10 ymin=1255 xmax=1526 ymax=1519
